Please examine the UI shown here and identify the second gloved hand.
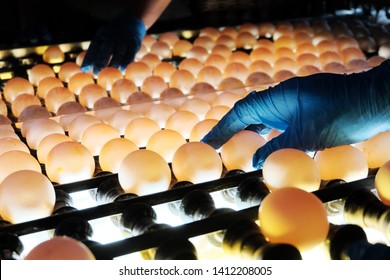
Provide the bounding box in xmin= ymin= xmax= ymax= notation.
xmin=202 ymin=60 xmax=390 ymax=169
xmin=81 ymin=13 xmax=146 ymax=75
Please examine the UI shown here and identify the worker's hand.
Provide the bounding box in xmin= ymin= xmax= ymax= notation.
xmin=81 ymin=14 xmax=146 ymax=75
xmin=202 ymin=60 xmax=390 ymax=169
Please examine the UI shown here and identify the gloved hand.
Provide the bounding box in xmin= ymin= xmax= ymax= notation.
xmin=81 ymin=13 xmax=146 ymax=75
xmin=202 ymin=60 xmax=390 ymax=169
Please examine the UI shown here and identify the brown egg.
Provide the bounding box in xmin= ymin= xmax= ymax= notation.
xmin=45 ymin=87 xmax=76 ymax=114
xmin=124 ymin=61 xmax=152 ymax=87
xmin=28 ymin=64 xmax=55 ymax=86
xmin=37 ymin=76 xmax=64 ymax=99
xmin=42 ymin=45 xmax=65 ymax=64
xmin=97 ymin=67 xmax=123 ymax=91
xmin=58 ymin=62 xmax=81 ymax=83
xmin=110 ymin=78 xmax=138 ymax=104
xmin=67 ymin=72 xmax=95 ymax=95
xmin=3 ymin=77 xmax=34 ymax=103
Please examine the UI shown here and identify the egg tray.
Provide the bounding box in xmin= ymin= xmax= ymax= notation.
xmin=0 ymin=165 xmax=379 ymax=259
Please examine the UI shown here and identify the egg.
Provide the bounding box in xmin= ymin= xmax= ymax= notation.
xmin=146 ymin=129 xmax=186 ymax=163
xmin=45 ymin=87 xmax=76 ymax=114
xmin=46 ymin=141 xmax=95 ymax=184
xmin=67 ymin=72 xmax=95 ymax=95
xmin=165 ymin=110 xmax=200 ymax=139
xmin=68 ymin=114 xmax=101 ymax=141
xmin=80 ymin=123 xmax=120 ymax=156
xmin=171 ymin=142 xmax=223 ymax=184
xmin=118 ymin=149 xmax=171 ymax=195
xmin=28 ymin=64 xmax=55 ymax=86
xmin=211 ymin=44 xmax=232 ymax=58
xmin=258 ymin=187 xmax=329 ymax=251
xmin=37 ymin=133 xmax=73 ymax=164
xmin=197 ymin=66 xmax=223 ymax=88
xmin=169 ymin=69 xmax=196 ymax=94
xmin=3 ymin=77 xmax=34 ymax=103
xmin=187 ymin=46 xmax=209 ymax=63
xmin=79 ymin=84 xmax=108 ymax=109
xmin=179 ymin=98 xmax=211 ymax=120
xmin=172 ymin=39 xmax=193 ymax=57
xmin=108 ymin=109 xmax=139 ymax=135
xmin=58 ymin=62 xmax=82 ymax=83
xmin=18 ymin=105 xmax=51 ymax=123
xmin=189 ymin=119 xmax=218 ymax=142
xmin=0 ymin=170 xmax=55 ymax=224
xmin=124 ymin=117 xmax=161 ymax=147
xmin=24 ymin=236 xmax=96 ymax=260
xmin=194 ymin=35 xmax=216 ymax=51
xmin=25 ymin=118 xmax=65 ymax=150
xmin=42 ymin=45 xmax=65 ymax=64
xmin=99 ymin=138 xmax=138 ymax=173
xmin=150 ymin=41 xmax=172 ymax=59
xmin=159 ymin=32 xmax=180 ymax=49
xmin=97 ymin=67 xmax=123 ymax=91
xmin=223 ymin=62 xmax=249 ymax=82
xmin=140 ymin=53 xmax=161 ymax=69
xmin=204 ymin=105 xmax=230 ymax=120
xmin=141 ymin=75 xmax=168 ymax=99
xmin=262 ymin=148 xmax=321 ymax=192
xmin=354 ymin=131 xmax=390 ymax=169
xmin=236 ymin=31 xmax=257 ymax=49
xmin=11 ymin=93 xmax=41 ymax=118
xmin=110 ymin=78 xmax=138 ymax=104
xmin=37 ymin=76 xmax=64 ymax=99
xmin=178 ymin=58 xmax=203 ymax=76
xmin=0 ymin=137 xmax=29 ymax=156
xmin=144 ymin=103 xmax=176 ymax=128
xmin=153 ymin=61 xmax=177 ymax=83
xmin=124 ymin=61 xmax=152 ymax=87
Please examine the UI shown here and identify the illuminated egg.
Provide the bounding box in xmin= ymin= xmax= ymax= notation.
xmin=159 ymin=32 xmax=180 ymax=49
xmin=274 ymin=47 xmax=296 ymax=61
xmin=172 ymin=142 xmax=223 ymax=184
xmin=124 ymin=117 xmax=160 ymax=147
xmin=92 ymin=97 xmax=122 ymax=122
xmin=220 ymin=26 xmax=238 ymax=39
xmin=46 ymin=141 xmax=95 ymax=184
xmin=199 ymin=27 xmax=219 ymax=40
xmin=374 ymin=161 xmax=390 ymax=206
xmin=45 ymin=87 xmax=76 ymax=114
xmin=67 ymin=72 xmax=95 ymax=95
xmin=142 ymin=34 xmax=157 ymax=50
xmin=236 ymin=31 xmax=257 ymax=49
xmin=99 ymin=138 xmax=138 ymax=173
xmin=228 ymin=51 xmax=251 ymax=67
xmin=274 ymin=57 xmax=297 ymax=73
xmin=37 ymin=133 xmax=73 ymax=164
xmin=255 ymin=39 xmax=274 ymax=51
xmin=135 ymin=44 xmax=147 ymax=61
xmin=190 ymin=82 xmax=215 ymax=95
xmin=211 ymin=92 xmax=241 ymax=108
xmin=341 ymin=47 xmax=366 ymax=65
xmin=118 ymin=149 xmax=171 ymax=195
xmin=197 ymin=66 xmax=223 ymax=88
xmin=165 ymin=110 xmax=200 ymax=139
xmin=258 ymin=187 xmax=329 ymax=252
xmin=28 ymin=64 xmax=55 ymax=86
xmin=25 ymin=236 xmax=96 ymax=260
xmin=0 ymin=99 xmax=7 ymax=117
xmin=323 ymin=62 xmax=347 ymax=74
xmin=11 ymin=93 xmax=41 ymax=118
xmin=110 ymin=78 xmax=138 ymax=104
xmin=97 ymin=67 xmax=123 ymax=91
xmin=75 ymin=50 xmax=86 ymax=66
xmin=296 ymin=53 xmax=322 ymax=69
xmin=179 ymin=98 xmax=211 ymax=120
xmin=354 ymin=131 xmax=390 ymax=169
xmin=223 ymin=62 xmax=249 ymax=82
xmin=367 ymin=55 xmax=387 ymax=68
xmin=211 ymin=44 xmax=232 ymax=59
xmin=18 ymin=105 xmax=51 ymax=124
xmin=126 ymin=91 xmax=153 ymax=105
xmin=42 ymin=45 xmax=65 ymax=64
xmin=258 ymin=22 xmax=276 ymax=38
xmin=246 ymin=72 xmax=274 ymax=87
xmin=239 ymin=22 xmax=259 ymax=38
xmin=0 ymin=150 xmax=41 ymax=184
xmin=262 ymin=148 xmax=321 ymax=192
xmin=218 ymin=77 xmax=246 ymax=95
xmin=141 ymin=75 xmax=168 ymax=99
xmin=37 ymin=76 xmax=64 ymax=99
xmin=146 ymin=129 xmax=186 ymax=163
xmin=169 ymin=69 xmax=196 ymax=94
xmin=58 ymin=62 xmax=81 ymax=83
xmin=153 ymin=61 xmax=177 ymax=83
xmin=79 ymin=84 xmax=108 ymax=109
xmin=144 ymin=103 xmax=176 ymax=128
xmin=319 ymin=51 xmax=344 ymax=67
xmin=264 ymin=128 xmax=282 ymax=141
xmin=150 ymin=41 xmax=172 ymax=59
xmin=293 ymin=31 xmax=312 ymax=45
xmin=189 ymin=119 xmax=218 ymax=142
xmin=0 ymin=137 xmax=29 ymax=155
xmin=80 ymin=123 xmax=120 ymax=156
xmin=3 ymin=77 xmax=34 ymax=103
xmin=124 ymin=61 xmax=152 ymax=87
xmin=249 ymin=60 xmax=273 ymax=75
xmin=297 ymin=65 xmax=321 ymax=76
xmin=204 ymin=54 xmax=227 ymax=71
xmin=108 ymin=109 xmax=139 ymax=135
xmin=215 ymin=35 xmax=236 ymax=50
xmin=140 ymin=53 xmax=161 ymax=69
xmin=0 ymin=128 xmax=18 ymax=140
xmin=205 ymin=105 xmax=230 ymax=120
xmin=312 ymin=31 xmax=334 ymax=46
xmin=221 ymin=130 xmax=266 ymax=172
xmin=172 ymin=39 xmax=193 ymax=57
xmin=273 ymin=70 xmax=296 ymax=82
xmin=0 ymin=170 xmax=55 ymax=224
xmin=316 ymin=40 xmax=337 ymax=53
xmin=160 ymin=87 xmax=186 ymax=109
xmin=249 ymin=47 xmax=274 ymax=65
xmin=25 ymin=118 xmax=65 ymax=150
xmin=273 ymin=23 xmax=294 ymax=40
xmin=187 ymin=46 xmax=209 ymax=63
xmin=274 ymin=35 xmax=296 ymax=51
xmin=345 ymin=59 xmax=371 ymax=73
xmin=296 ymin=42 xmax=318 ymax=56
xmin=194 ymin=35 xmax=215 ymax=51
xmin=68 ymin=114 xmax=101 ymax=141
xmin=178 ymin=58 xmax=203 ymax=76
xmin=336 ymin=36 xmax=359 ymax=51
xmin=56 ymin=101 xmax=86 ymax=116
xmin=314 ymin=145 xmax=368 ymax=182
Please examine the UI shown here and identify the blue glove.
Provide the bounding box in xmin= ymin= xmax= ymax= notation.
xmin=81 ymin=14 xmax=146 ymax=75
xmin=202 ymin=60 xmax=390 ymax=169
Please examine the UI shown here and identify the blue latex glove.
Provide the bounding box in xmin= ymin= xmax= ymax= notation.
xmin=202 ymin=60 xmax=390 ymax=169
xmin=81 ymin=14 xmax=146 ymax=75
